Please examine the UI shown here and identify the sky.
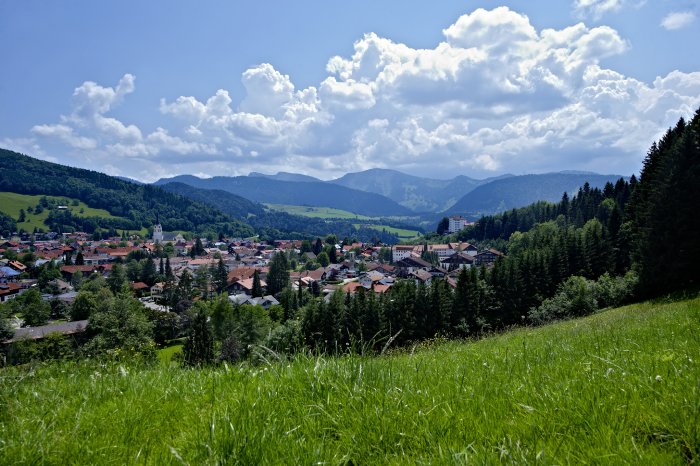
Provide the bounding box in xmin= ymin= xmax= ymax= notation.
xmin=1 ymin=1 xmax=699 ymax=182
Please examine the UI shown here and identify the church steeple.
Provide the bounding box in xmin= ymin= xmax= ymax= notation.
xmin=152 ymin=214 xmax=164 ymax=243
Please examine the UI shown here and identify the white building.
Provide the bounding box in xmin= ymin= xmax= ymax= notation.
xmin=152 ymin=222 xmax=164 ymax=243
xmin=392 ymin=245 xmax=417 ymax=263
xmin=448 ymin=216 xmax=471 ymax=233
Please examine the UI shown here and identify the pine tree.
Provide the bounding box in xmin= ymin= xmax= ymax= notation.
xmin=183 ymin=303 xmax=214 ymax=366
xmin=107 ymin=263 xmax=127 ymax=295
xmin=165 ymin=257 xmax=173 ymax=278
xmin=267 ymin=252 xmax=290 ymax=296
xmin=629 ymin=110 xmax=700 ymax=295
xmin=214 ymin=257 xmax=228 ymax=294
xmin=140 ymin=256 xmax=157 ymax=287
xmin=252 ymin=270 xmax=263 ymax=298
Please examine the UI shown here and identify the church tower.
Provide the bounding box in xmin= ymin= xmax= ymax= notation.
xmin=152 ymin=214 xmax=164 ymax=243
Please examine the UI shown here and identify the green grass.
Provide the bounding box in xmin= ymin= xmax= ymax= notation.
xmin=158 ymin=344 xmax=183 ymax=365
xmin=355 ymin=223 xmax=422 ymax=239
xmin=0 ymin=191 xmax=121 ymax=231
xmin=266 ymin=203 xmax=375 ymax=220
xmin=1 ymin=297 xmax=699 ymax=464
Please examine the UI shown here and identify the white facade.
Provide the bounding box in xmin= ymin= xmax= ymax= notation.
xmin=392 ymin=245 xmax=416 ymax=263
xmin=448 ymin=216 xmax=469 ymax=233
xmin=152 ymin=223 xmax=164 ymax=243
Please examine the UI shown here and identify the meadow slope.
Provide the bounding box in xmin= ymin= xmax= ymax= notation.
xmin=1 ymin=297 xmax=698 ymax=464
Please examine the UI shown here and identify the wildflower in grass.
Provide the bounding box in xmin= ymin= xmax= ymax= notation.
xmin=655 ymin=375 xmax=662 ymax=382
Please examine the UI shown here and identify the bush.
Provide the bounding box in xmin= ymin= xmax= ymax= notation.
xmin=593 ymin=271 xmax=638 ymax=309
xmin=528 ymin=276 xmax=597 ymax=324
xmin=262 ymin=319 xmax=303 ymax=355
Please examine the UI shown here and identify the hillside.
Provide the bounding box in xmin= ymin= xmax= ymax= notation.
xmin=446 ymin=173 xmax=624 ymax=216
xmin=0 ymin=149 xmax=254 ymax=236
xmin=2 ymin=297 xmax=698 ymax=463
xmin=153 ymin=175 xmax=413 ymax=217
xmin=158 ymin=182 xmax=266 ymax=218
xmin=330 ymin=168 xmax=512 ymax=212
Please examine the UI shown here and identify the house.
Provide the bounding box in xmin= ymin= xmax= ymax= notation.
xmin=450 ymin=242 xmax=478 ymax=256
xmin=441 ymin=252 xmax=475 ymax=271
xmin=60 ymin=265 xmax=112 ymax=280
xmin=150 ymin=282 xmax=166 ymax=296
xmin=2 ymin=320 xmax=88 ymax=344
xmin=0 ymin=282 xmax=22 ymax=302
xmin=228 ymin=277 xmax=267 ymax=296
xmin=475 ymin=249 xmax=505 ymax=266
xmin=358 ymin=271 xmax=385 ymax=288
xmin=226 ymin=266 xmax=266 ymax=288
xmin=228 ymin=294 xmax=279 ymax=309
xmin=411 ymin=269 xmax=434 ymax=285
xmin=8 ymin=260 xmax=27 ymax=273
xmin=0 ymin=266 xmax=21 ymax=281
xmin=427 ymin=244 xmax=455 ymax=260
xmin=394 ymin=254 xmax=432 ymax=277
xmin=392 ymin=245 xmax=417 ymax=263
xmin=130 ymin=281 xmax=150 ymax=297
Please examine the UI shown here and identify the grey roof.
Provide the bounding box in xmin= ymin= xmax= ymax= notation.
xmin=4 ymin=320 xmax=89 ymax=343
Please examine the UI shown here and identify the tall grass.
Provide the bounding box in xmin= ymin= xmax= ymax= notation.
xmin=1 ymin=297 xmax=698 ymax=464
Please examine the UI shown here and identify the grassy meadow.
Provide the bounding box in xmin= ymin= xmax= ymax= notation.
xmin=1 ymin=297 xmax=698 ymax=464
xmin=354 ymin=223 xmax=422 ymax=240
xmin=0 ymin=191 xmax=121 ymax=231
xmin=265 ymin=203 xmax=375 ymax=220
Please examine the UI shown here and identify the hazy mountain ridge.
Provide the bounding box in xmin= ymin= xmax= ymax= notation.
xmin=248 ymin=172 xmax=321 ymax=183
xmin=158 ymin=182 xmax=266 ymax=218
xmin=446 ymin=173 xmax=626 ymax=217
xmin=153 ymin=175 xmax=413 ymax=217
xmin=329 ymin=168 xmax=514 ymax=212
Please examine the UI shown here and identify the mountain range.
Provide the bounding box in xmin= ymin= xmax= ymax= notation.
xmin=156 ymin=169 xmax=624 ymax=219
xmin=153 ymin=175 xmax=414 ymax=217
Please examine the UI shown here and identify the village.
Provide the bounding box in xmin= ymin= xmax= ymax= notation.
xmin=0 ymin=217 xmax=504 ymax=335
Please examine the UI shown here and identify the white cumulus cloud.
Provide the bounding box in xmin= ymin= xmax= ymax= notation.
xmin=12 ymin=6 xmax=700 ymax=181
xmin=660 ymin=11 xmax=696 ymax=30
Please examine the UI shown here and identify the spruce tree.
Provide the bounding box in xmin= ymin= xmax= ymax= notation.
xmin=183 ymin=303 xmax=214 ymax=366
xmin=252 ymin=270 xmax=263 ymax=298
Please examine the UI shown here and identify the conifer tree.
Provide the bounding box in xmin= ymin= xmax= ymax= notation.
xmin=183 ymin=303 xmax=214 ymax=366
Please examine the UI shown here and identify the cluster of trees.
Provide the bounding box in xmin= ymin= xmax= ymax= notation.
xmin=626 ymin=110 xmax=700 ymax=296
xmin=0 ymin=211 xmax=16 ymax=237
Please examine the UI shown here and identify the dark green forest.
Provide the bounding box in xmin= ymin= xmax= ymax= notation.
xmin=0 ymin=149 xmax=254 ymax=237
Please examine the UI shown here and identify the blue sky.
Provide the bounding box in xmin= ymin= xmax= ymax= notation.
xmin=1 ymin=0 xmax=698 ymax=181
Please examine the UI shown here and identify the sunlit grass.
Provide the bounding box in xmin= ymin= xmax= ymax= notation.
xmin=353 ymin=223 xmax=422 ymax=239
xmin=265 ymin=203 xmax=374 ymax=220
xmin=0 ymin=191 xmax=122 ymax=231
xmin=1 ymin=297 xmax=698 ymax=464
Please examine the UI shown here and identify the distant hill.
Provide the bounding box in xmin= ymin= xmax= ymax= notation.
xmin=153 ymin=175 xmax=413 ymax=217
xmin=249 ymin=171 xmax=320 ymax=183
xmin=158 ymin=182 xmax=266 ymax=218
xmin=0 ymin=149 xmax=254 ymax=236
xmin=445 ymin=173 xmax=625 ymax=217
xmin=330 ymin=168 xmax=512 ymax=212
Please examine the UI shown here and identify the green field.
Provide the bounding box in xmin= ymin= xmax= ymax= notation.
xmin=0 ymin=191 xmax=121 ymax=231
xmin=266 ymin=203 xmax=374 ymax=220
xmin=355 ymin=223 xmax=422 ymax=239
xmin=1 ymin=297 xmax=698 ymax=464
